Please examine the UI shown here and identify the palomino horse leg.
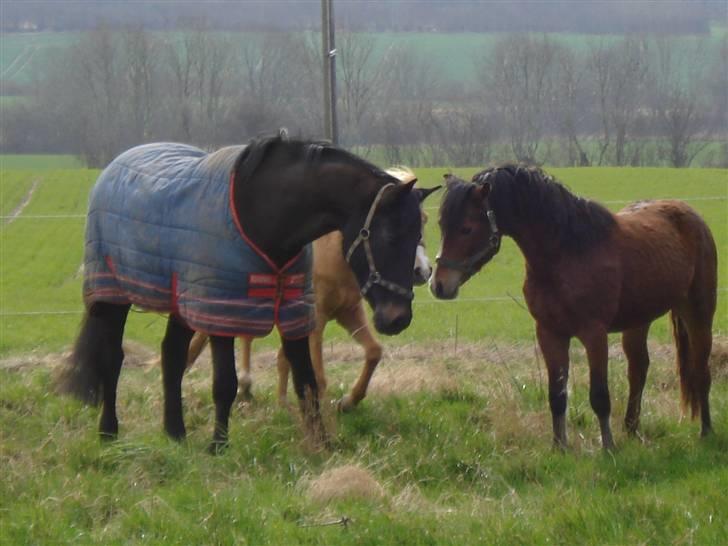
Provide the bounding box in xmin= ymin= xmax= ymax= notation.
xmin=622 ymin=324 xmax=650 ymax=435
xmin=276 ymin=347 xmax=291 ymax=407
xmin=536 ymin=324 xmax=571 ymax=449
xmin=186 ymin=331 xmax=209 ymax=368
xmin=96 ymin=303 xmax=131 ymax=440
xmin=239 ymin=337 xmax=254 ymax=401
xmin=578 ymin=325 xmax=614 ymax=450
xmin=161 ymin=315 xmax=195 ymax=440
xmin=309 ymin=323 xmax=328 ymax=396
xmin=282 ymin=336 xmax=328 ymax=447
xmin=336 ymin=303 xmax=382 ymax=412
xmin=209 ymin=335 xmax=237 ymax=453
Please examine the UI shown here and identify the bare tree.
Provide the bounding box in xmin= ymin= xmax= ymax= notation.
xmin=337 ymin=32 xmax=387 ymax=145
xmin=163 ymin=22 xmax=235 ymax=143
xmin=588 ymin=37 xmax=650 ymax=166
xmin=650 ymin=36 xmax=711 ymax=167
xmin=549 ymin=44 xmax=589 ymax=165
xmin=479 ymin=34 xmax=557 ymax=163
xmin=122 ymin=26 xmax=157 ymax=142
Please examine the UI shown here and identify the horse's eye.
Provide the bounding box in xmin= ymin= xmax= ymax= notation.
xmin=460 ymin=226 xmax=473 ymax=236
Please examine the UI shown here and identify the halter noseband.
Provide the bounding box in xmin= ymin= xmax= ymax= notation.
xmin=345 ymin=183 xmax=415 ymax=301
xmin=436 ymin=195 xmax=502 ymax=276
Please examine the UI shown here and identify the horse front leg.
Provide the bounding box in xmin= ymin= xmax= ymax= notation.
xmin=282 ymin=336 xmax=329 ymax=448
xmin=536 ymin=323 xmax=571 ymax=449
xmin=209 ymin=336 xmax=237 ymax=453
xmin=579 ymin=325 xmax=614 ymax=451
xmin=161 ymin=315 xmax=194 ymax=440
xmin=337 ymin=303 xmax=382 ymax=412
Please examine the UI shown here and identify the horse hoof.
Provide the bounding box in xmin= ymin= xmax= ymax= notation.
xmin=208 ymin=440 xmax=229 ymax=455
xmin=165 ymin=425 xmax=186 ymax=442
xmin=239 ymin=390 xmax=254 ymax=403
xmin=336 ymin=395 xmax=356 ymax=413
xmin=99 ymin=431 xmax=118 ymax=442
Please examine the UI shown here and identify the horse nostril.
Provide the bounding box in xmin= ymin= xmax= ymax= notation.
xmin=435 ymin=281 xmax=444 ymax=298
xmin=391 ymin=313 xmax=411 ymax=332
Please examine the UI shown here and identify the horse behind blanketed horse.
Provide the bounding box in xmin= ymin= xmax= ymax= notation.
xmin=185 ymin=167 xmax=440 ymax=411
xmin=432 ymin=165 xmax=717 ymax=450
xmin=56 ymin=135 xmax=438 ymax=451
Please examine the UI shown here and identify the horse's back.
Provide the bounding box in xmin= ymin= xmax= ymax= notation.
xmin=612 ymin=199 xmax=717 ymax=328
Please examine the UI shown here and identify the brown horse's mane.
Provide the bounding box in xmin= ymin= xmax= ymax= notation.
xmin=442 ymin=164 xmax=616 ymax=254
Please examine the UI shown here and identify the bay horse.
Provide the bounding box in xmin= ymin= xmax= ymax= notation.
xmin=185 ymin=167 xmax=439 ymax=411
xmin=432 ymin=164 xmax=717 ymax=450
xmin=57 ymin=134 xmax=437 ymax=452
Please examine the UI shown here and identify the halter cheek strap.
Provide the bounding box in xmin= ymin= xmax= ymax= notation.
xmin=436 ymin=197 xmax=502 ymax=276
xmin=345 ymin=183 xmax=415 ymax=301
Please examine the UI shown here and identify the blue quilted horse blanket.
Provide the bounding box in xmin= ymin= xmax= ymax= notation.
xmin=83 ymin=142 xmax=315 ymax=339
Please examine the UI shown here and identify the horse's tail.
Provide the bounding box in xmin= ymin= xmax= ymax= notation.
xmin=672 ymin=311 xmax=700 ymax=419
xmin=54 ymin=309 xmax=106 ymax=406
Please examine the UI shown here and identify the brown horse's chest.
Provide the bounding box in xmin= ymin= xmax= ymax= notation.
xmin=523 ymin=253 xmax=620 ymax=336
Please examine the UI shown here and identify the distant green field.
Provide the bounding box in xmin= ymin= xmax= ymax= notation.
xmin=1 ymin=166 xmax=726 ymax=356
xmin=1 ymin=27 xmax=725 ymax=90
xmin=0 ymin=155 xmax=83 ymax=169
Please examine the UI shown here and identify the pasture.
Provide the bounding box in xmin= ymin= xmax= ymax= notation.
xmin=1 ymin=161 xmax=727 ymax=544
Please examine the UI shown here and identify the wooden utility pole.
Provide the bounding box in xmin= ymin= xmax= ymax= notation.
xmin=321 ymin=0 xmax=338 ymax=145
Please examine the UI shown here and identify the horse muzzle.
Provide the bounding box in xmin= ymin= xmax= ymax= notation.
xmin=430 ymin=266 xmax=461 ymax=300
xmin=373 ymin=302 xmax=412 ymax=335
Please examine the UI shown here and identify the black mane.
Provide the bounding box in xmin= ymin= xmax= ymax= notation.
xmin=442 ymin=164 xmax=616 ymax=253
xmin=234 ymin=132 xmax=392 ymax=185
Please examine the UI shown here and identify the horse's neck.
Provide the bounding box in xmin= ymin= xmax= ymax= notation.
xmin=234 ymin=167 xmax=372 ymax=268
xmin=491 ymin=186 xmax=563 ymax=275
xmin=511 ymin=228 xmax=562 ymax=275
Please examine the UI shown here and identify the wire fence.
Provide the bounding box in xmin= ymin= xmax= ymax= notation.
xmin=1 ymin=194 xmax=726 ymax=318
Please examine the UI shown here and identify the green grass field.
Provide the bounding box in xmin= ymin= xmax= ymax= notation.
xmin=1 ymin=163 xmax=727 ymax=544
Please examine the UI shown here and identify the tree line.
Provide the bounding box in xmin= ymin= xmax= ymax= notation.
xmin=2 ymin=26 xmax=726 ymax=168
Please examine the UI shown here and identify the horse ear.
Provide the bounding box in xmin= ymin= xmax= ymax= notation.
xmin=381 ymin=179 xmax=415 ymax=207
xmin=474 ymin=182 xmax=491 ymax=202
xmin=414 ymin=185 xmax=442 ymax=203
xmin=443 ymin=173 xmax=458 ymax=188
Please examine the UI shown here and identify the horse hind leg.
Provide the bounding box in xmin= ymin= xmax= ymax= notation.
xmin=622 ymin=324 xmax=650 ymax=436
xmin=55 ymin=302 xmax=131 ymax=439
xmin=337 ymin=304 xmax=382 ymax=412
xmin=238 ymin=337 xmax=254 ymax=401
xmin=161 ymin=315 xmax=194 ymax=440
xmin=672 ymin=309 xmax=713 ymax=437
xmin=186 ymin=331 xmax=209 ymax=369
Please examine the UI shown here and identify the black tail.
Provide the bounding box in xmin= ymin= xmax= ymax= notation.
xmin=672 ymin=311 xmax=699 ymax=419
xmin=55 ymin=309 xmax=109 ymax=406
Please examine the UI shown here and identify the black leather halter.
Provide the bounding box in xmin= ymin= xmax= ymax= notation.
xmin=345 ymin=183 xmax=415 ymax=301
xmin=436 ymin=197 xmax=502 ymax=277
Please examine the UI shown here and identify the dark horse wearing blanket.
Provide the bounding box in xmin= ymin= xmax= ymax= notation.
xmin=57 ymin=134 xmax=436 ymax=452
xmin=432 ymin=165 xmax=717 ymax=450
